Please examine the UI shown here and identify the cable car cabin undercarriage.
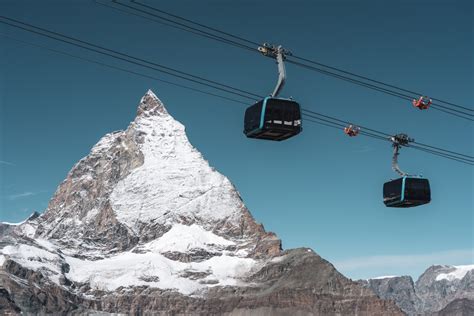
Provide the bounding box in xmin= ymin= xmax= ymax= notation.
xmin=244 ymin=97 xmax=302 ymax=141
xmin=383 ymin=176 xmax=431 ymax=207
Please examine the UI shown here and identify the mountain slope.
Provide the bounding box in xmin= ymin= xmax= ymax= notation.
xmin=0 ymin=90 xmax=402 ymax=315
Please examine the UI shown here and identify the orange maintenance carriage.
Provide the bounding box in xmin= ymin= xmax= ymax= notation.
xmin=344 ymin=124 xmax=360 ymax=137
xmin=412 ymin=96 xmax=432 ymax=110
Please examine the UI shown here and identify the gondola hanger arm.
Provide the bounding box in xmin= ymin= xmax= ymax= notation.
xmin=390 ymin=133 xmax=416 ymax=177
xmin=258 ymin=43 xmax=292 ymax=97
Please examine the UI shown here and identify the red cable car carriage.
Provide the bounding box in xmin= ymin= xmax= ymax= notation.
xmin=412 ymin=96 xmax=432 ymax=110
xmin=344 ymin=124 xmax=360 ymax=137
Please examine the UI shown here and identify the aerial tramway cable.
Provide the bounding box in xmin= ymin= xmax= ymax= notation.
xmin=98 ymin=0 xmax=259 ymax=53
xmin=289 ymin=55 xmax=473 ymax=113
xmin=128 ymin=0 xmax=261 ymax=47
xmin=1 ymin=16 xmax=472 ymax=166
xmin=124 ymin=0 xmax=468 ymax=115
xmin=286 ymin=60 xmax=473 ymax=121
xmin=0 ymin=34 xmax=251 ymax=106
xmin=94 ymin=0 xmax=258 ymax=53
xmin=104 ymin=0 xmax=473 ymax=120
xmin=0 ymin=16 xmax=260 ymax=101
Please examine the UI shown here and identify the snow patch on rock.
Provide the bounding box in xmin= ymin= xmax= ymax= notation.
xmin=143 ymin=223 xmax=235 ymax=253
xmin=15 ymin=223 xmax=37 ymax=238
xmin=372 ymin=275 xmax=398 ymax=280
xmin=435 ymin=264 xmax=474 ymax=281
xmin=1 ymin=220 xmax=26 ymax=226
xmin=1 ymin=243 xmax=62 ymax=284
xmin=66 ymin=249 xmax=257 ymax=295
xmin=1 ymin=236 xmax=257 ymax=296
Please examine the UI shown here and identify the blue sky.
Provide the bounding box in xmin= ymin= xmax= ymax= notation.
xmin=0 ymin=0 xmax=472 ymax=280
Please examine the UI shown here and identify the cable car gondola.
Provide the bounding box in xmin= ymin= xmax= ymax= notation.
xmin=244 ymin=44 xmax=302 ymax=141
xmin=244 ymin=97 xmax=302 ymax=141
xmin=383 ymin=176 xmax=431 ymax=207
xmin=383 ymin=133 xmax=431 ymax=208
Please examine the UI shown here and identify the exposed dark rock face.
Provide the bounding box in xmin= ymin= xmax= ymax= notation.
xmin=0 ymin=224 xmax=14 ymax=241
xmin=35 ymin=127 xmax=145 ymax=256
xmin=161 ymin=249 xmax=223 ymax=262
xmin=0 ymin=90 xmax=403 ymax=315
xmin=0 ymin=288 xmax=21 ymax=315
xmin=433 ymin=298 xmax=474 ymax=316
xmin=359 ymin=276 xmax=418 ymax=315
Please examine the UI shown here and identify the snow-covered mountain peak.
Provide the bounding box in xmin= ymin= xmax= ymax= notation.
xmin=0 ymin=89 xmax=287 ymax=298
xmin=111 ymin=90 xmax=254 ymax=237
xmin=136 ymin=89 xmax=169 ymax=117
xmin=16 ymin=90 xmax=280 ymax=260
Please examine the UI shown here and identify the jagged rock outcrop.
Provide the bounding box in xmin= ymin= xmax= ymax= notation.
xmin=434 ymin=298 xmax=474 ymax=316
xmin=359 ymin=276 xmax=419 ymax=315
xmin=360 ymin=264 xmax=474 ymax=315
xmin=0 ymin=90 xmax=403 ymax=315
xmin=416 ymin=265 xmax=474 ymax=314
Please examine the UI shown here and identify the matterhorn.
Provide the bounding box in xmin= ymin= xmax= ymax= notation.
xmin=0 ymin=90 xmax=402 ymax=315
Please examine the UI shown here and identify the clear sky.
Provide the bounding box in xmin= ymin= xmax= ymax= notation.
xmin=0 ymin=0 xmax=472 ymax=280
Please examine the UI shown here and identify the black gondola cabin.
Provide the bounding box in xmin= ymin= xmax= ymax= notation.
xmin=244 ymin=97 xmax=302 ymax=141
xmin=383 ymin=176 xmax=431 ymax=207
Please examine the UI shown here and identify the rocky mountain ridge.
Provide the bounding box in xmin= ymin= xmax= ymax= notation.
xmin=0 ymin=90 xmax=403 ymax=315
xmin=360 ymin=264 xmax=474 ymax=315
